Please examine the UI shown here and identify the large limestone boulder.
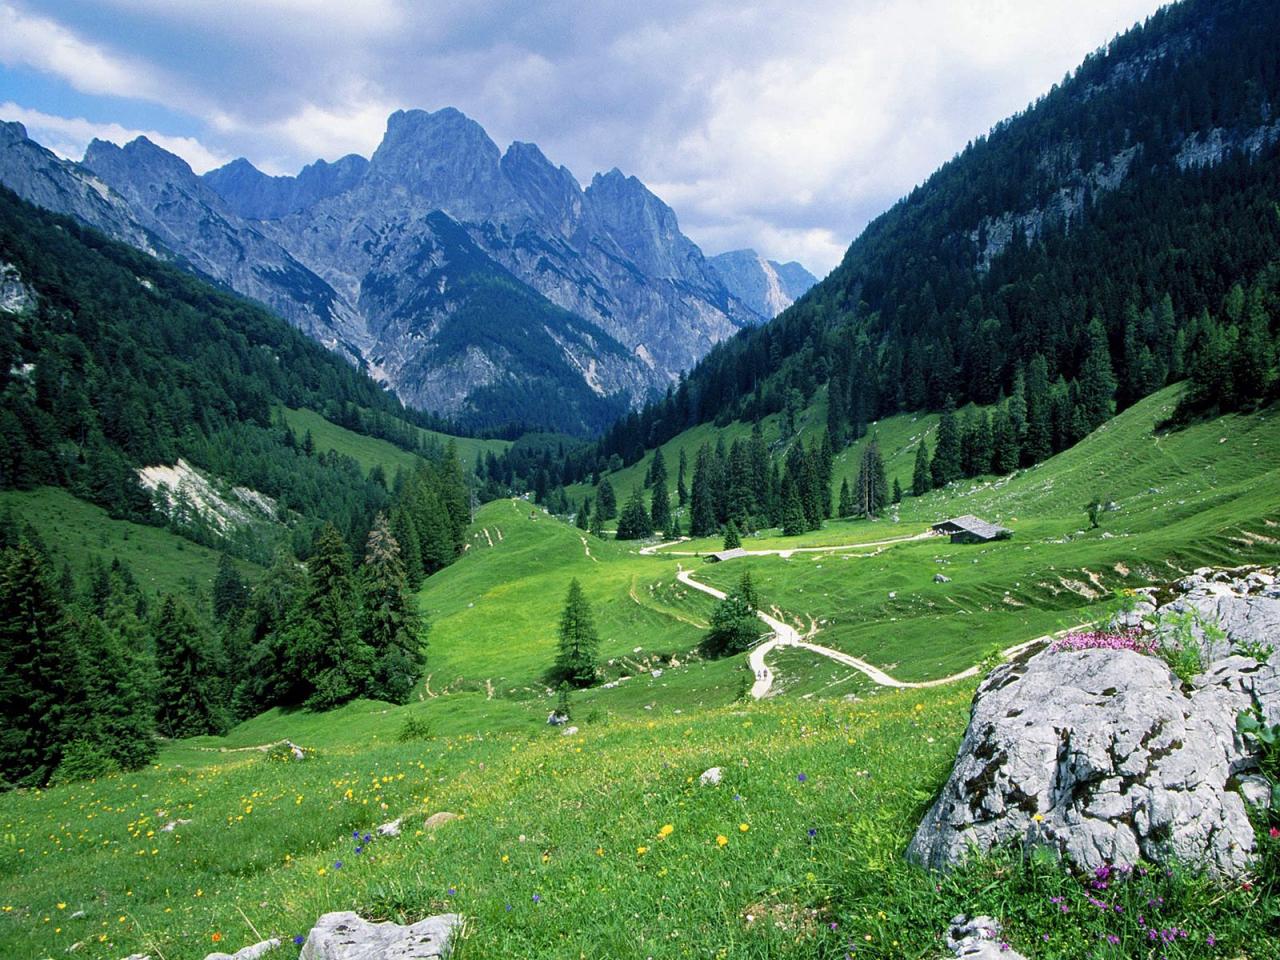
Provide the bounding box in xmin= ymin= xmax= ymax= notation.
xmin=907 ymin=637 xmax=1279 ymax=877
xmin=298 ymin=912 xmax=461 ymax=960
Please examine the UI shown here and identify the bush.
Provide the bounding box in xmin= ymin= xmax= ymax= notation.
xmin=51 ymin=740 xmax=116 ymax=784
xmin=396 ymin=715 xmax=434 ymax=743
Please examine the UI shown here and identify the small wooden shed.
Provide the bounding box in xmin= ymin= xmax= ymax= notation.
xmin=931 ymin=515 xmax=1012 ymax=544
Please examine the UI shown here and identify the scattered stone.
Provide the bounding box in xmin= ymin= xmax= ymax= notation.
xmin=423 ymin=811 xmax=460 ymax=830
xmin=699 ymin=767 xmax=723 ymax=787
xmin=376 ymin=819 xmax=401 ymax=838
xmin=297 ymin=911 xmax=460 ymax=960
xmin=908 ymin=633 xmax=1279 ymax=878
xmin=561 ymin=726 xmax=579 ymax=736
xmin=160 ymin=818 xmax=192 ymax=832
xmin=69 ymin=909 xmax=85 ymax=919
xmin=546 ymin=711 xmax=568 ymax=726
xmin=933 ymin=574 xmax=952 ymax=583
xmin=288 ymin=741 xmax=305 ymax=761
xmin=650 ymin=668 xmax=663 ymax=678
xmin=943 ymin=915 xmax=1027 ymax=959
xmin=205 ymin=937 xmax=281 ymax=960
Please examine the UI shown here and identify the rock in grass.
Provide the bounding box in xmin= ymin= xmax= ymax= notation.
xmin=943 ymin=916 xmax=1026 ymax=959
xmin=205 ymin=938 xmax=281 ymax=960
xmin=376 ymin=818 xmax=401 ymax=837
xmin=423 ymin=811 xmax=460 ymax=830
xmin=699 ymin=767 xmax=723 ymax=786
xmin=933 ymin=574 xmax=951 ymax=583
xmin=298 ymin=912 xmax=460 ymax=959
xmin=907 ymin=640 xmax=1280 ymax=878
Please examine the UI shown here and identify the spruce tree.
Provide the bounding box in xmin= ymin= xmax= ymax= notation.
xmin=781 ymin=482 xmax=806 ymax=537
xmin=615 ymin=487 xmax=653 ymax=540
xmin=855 ymin=437 xmax=888 ymax=517
xmin=838 ymin=477 xmax=854 ymax=517
xmin=649 ymin=476 xmax=672 ymax=534
xmin=361 ymin=515 xmax=426 ymax=704
xmin=892 ymin=477 xmax=903 ymax=504
xmin=676 ymin=449 xmax=689 ymax=507
xmin=1023 ymin=354 xmax=1053 ymax=465
xmin=1076 ymin=319 xmax=1118 ymax=431
xmin=0 ymin=541 xmax=79 ymax=787
xmin=576 ymin=497 xmax=591 ymax=531
xmin=736 ymin=570 xmax=760 ymax=611
xmin=212 ymin=553 xmax=250 ymax=627
xmin=911 ymin=441 xmax=931 ymax=496
xmin=689 ymin=445 xmax=718 ymax=537
xmin=589 ymin=508 xmax=606 ymax=539
xmin=554 ymin=579 xmax=599 ymax=687
xmin=723 ymin=520 xmax=742 ymax=550
xmin=701 ymin=587 xmax=762 ymax=658
xmin=597 ymin=478 xmax=618 ymax=521
xmin=390 ymin=508 xmax=425 ymax=590
xmin=153 ymin=593 xmax=225 ymax=738
xmin=930 ymin=396 xmax=961 ymax=488
xmin=69 ymin=615 xmax=157 ymax=776
xmin=296 ymin=524 xmax=372 ymax=710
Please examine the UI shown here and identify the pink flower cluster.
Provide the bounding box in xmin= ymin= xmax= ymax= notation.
xmin=1051 ymin=629 xmax=1159 ymax=655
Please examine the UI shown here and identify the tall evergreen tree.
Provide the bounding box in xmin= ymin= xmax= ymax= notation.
xmin=0 ymin=541 xmax=79 ymax=786
xmin=930 ymin=396 xmax=962 ymax=488
xmin=855 ymin=437 xmax=889 ymax=517
xmin=1076 ymin=319 xmax=1118 ymax=431
xmin=911 ymin=441 xmax=931 ymax=496
xmin=1023 ymin=354 xmax=1053 ymax=465
xmin=676 ymin=449 xmax=689 ymax=507
xmin=615 ymin=487 xmax=655 ymax=540
xmin=361 ymin=514 xmax=426 ymax=704
xmin=390 ymin=508 xmax=425 ymax=590
xmin=689 ymin=445 xmax=718 ymax=537
xmin=296 ymin=524 xmax=371 ymax=710
xmin=576 ymin=497 xmax=591 ymax=531
xmin=723 ymin=520 xmax=742 ymax=550
xmin=554 ymin=579 xmax=599 ymax=687
xmin=781 ymin=480 xmax=806 ymax=537
xmin=212 ymin=553 xmax=250 ymax=627
xmin=597 ymin=478 xmax=618 ymax=521
xmin=701 ymin=584 xmax=762 ymax=658
xmin=153 ymin=593 xmax=225 ymax=738
xmin=68 ymin=615 xmax=157 ymax=776
xmin=649 ymin=474 xmax=672 ymax=534
xmin=838 ymin=477 xmax=854 ymax=517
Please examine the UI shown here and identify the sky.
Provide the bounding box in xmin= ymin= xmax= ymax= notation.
xmin=0 ymin=0 xmax=1163 ymax=276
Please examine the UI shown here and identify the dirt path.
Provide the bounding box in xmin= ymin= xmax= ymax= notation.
xmin=642 ymin=530 xmax=934 ymax=559
xmin=676 ymin=566 xmax=1059 ymax=697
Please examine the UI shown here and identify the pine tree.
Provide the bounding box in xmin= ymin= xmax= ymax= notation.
xmin=930 ymin=396 xmax=961 ymax=488
xmin=361 ymin=515 xmax=425 ymax=704
xmin=892 ymin=477 xmax=903 ymax=504
xmin=69 ymin=615 xmax=157 ymax=776
xmin=615 ymin=487 xmax=654 ymax=540
xmin=554 ymin=579 xmax=599 ymax=687
xmin=736 ymin=570 xmax=760 ymax=611
xmin=649 ymin=476 xmax=672 ymax=534
xmin=212 ymin=553 xmax=250 ymax=627
xmin=855 ymin=437 xmax=888 ymax=517
xmin=817 ymin=431 xmax=835 ymax=519
xmin=576 ymin=497 xmax=591 ymax=531
xmin=781 ymin=481 xmax=806 ymax=537
xmin=701 ymin=587 xmax=762 ymax=658
xmin=153 ymin=593 xmax=225 ymax=738
xmin=1076 ymin=319 xmax=1118 ymax=431
xmin=689 ymin=445 xmax=718 ymax=537
xmin=0 ymin=541 xmax=80 ymax=786
xmin=723 ymin=520 xmax=742 ymax=550
xmin=911 ymin=441 xmax=931 ymax=496
xmin=589 ymin=507 xmax=606 ymax=539
xmin=676 ymin=449 xmax=689 ymax=507
xmin=838 ymin=477 xmax=854 ymax=517
xmin=390 ymin=508 xmax=425 ymax=590
xmin=597 ymin=478 xmax=618 ymax=521
xmin=296 ymin=524 xmax=372 ymax=710
xmin=1023 ymin=354 xmax=1053 ymax=465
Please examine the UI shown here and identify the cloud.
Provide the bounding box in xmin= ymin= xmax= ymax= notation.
xmin=0 ymin=102 xmax=231 ymax=174
xmin=0 ymin=2 xmax=173 ymax=103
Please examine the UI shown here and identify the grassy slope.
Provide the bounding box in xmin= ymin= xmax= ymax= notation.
xmin=281 ymin=408 xmax=510 ymax=476
xmin=0 ymin=487 xmax=257 ymax=596
xmin=2 ymin=388 xmax=1278 ymax=958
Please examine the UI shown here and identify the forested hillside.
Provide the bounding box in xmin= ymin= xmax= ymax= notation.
xmin=595 ymin=0 xmax=1280 ymax=469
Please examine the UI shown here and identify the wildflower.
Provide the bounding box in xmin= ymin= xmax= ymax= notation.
xmin=502 ymin=854 xmax=510 ymax=863
xmin=334 ymin=861 xmax=343 ymax=870
xmin=637 ymin=845 xmax=648 ymax=855
xmin=447 ymin=888 xmax=456 ymax=897
xmin=1270 ymin=827 xmax=1279 ymax=839
xmin=658 ymin=824 xmax=674 ymax=838
xmin=211 ymin=933 xmax=222 ymax=943
xmin=796 ymin=773 xmax=807 ymax=782
xmin=1032 ymin=813 xmax=1044 ymax=823
xmin=294 ymin=935 xmax=305 ymax=945
xmin=739 ymin=823 xmax=749 ymax=832
xmin=532 ymin=894 xmax=541 ymax=903
xmin=807 ymin=828 xmax=818 ymax=838
xmin=594 ymin=848 xmax=603 ymax=857
xmin=56 ymin=902 xmax=66 ymax=910
xmin=716 ymin=835 xmax=728 ymax=847
xmin=317 ymin=868 xmax=327 ymax=877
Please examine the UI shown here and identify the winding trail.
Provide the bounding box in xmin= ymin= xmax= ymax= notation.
xmin=676 ymin=565 xmax=1059 ymax=698
xmin=641 ymin=530 xmax=934 ymax=559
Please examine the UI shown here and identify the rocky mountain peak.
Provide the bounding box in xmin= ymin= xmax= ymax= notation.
xmin=0 ymin=120 xmax=29 ymax=144
xmin=585 ymin=167 xmax=701 ymax=281
xmin=84 ymin=136 xmax=197 ymax=186
xmin=500 ymin=141 xmax=583 ymax=234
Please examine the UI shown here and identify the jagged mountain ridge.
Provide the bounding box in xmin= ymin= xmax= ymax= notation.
xmin=707 ymin=249 xmax=817 ymax=318
xmin=0 ymin=108 xmax=791 ymax=434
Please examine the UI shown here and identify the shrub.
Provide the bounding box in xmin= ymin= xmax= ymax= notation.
xmin=51 ymin=740 xmax=116 ymax=785
xmin=396 ymin=716 xmax=434 ymax=743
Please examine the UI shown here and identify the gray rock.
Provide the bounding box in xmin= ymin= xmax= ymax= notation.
xmin=423 ymin=811 xmax=460 ymax=830
xmin=699 ymin=767 xmax=723 ymax=787
xmin=934 ymin=574 xmax=952 ymax=584
xmin=205 ymin=938 xmax=281 ymax=960
xmin=1155 ymin=591 xmax=1280 ymax=660
xmin=943 ymin=915 xmax=1027 ymax=959
xmin=547 ymin=711 xmax=568 ymax=726
xmin=561 ymin=725 xmax=579 ymax=736
xmin=376 ymin=819 xmax=402 ymax=838
xmin=707 ymin=249 xmax=816 ymax=318
xmin=298 ymin=912 xmax=460 ymax=960
xmin=907 ymin=642 xmax=1280 ymax=878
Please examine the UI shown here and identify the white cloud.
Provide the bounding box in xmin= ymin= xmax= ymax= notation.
xmin=0 ymin=103 xmax=231 ymax=174
xmin=0 ymin=3 xmax=174 ymax=103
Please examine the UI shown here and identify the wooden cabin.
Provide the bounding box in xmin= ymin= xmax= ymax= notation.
xmin=931 ymin=515 xmax=1012 ymax=544
xmin=705 ymin=547 xmax=748 ymax=563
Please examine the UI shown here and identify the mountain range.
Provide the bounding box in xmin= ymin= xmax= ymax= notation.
xmin=0 ymin=109 xmax=814 ymax=434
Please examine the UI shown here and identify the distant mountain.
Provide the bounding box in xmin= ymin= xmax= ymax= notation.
xmin=597 ymin=0 xmax=1280 ymax=465
xmin=708 ymin=249 xmax=817 ymax=318
xmin=0 ymin=108 xmax=789 ymax=435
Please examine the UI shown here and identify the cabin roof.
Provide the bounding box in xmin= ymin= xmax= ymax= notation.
xmin=931 ymin=515 xmax=1011 ymax=539
xmin=706 ymin=547 xmax=748 ymax=562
